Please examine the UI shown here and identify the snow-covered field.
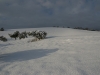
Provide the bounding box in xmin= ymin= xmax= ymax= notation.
xmin=0 ymin=27 xmax=100 ymax=75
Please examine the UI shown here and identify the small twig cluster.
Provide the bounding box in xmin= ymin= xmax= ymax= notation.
xmin=0 ymin=36 xmax=7 ymax=42
xmin=0 ymin=28 xmax=4 ymax=31
xmin=73 ymin=27 xmax=99 ymax=31
xmin=27 ymin=30 xmax=47 ymax=42
xmin=8 ymin=30 xmax=47 ymax=42
xmin=8 ymin=31 xmax=28 ymax=40
xmin=8 ymin=31 xmax=20 ymax=40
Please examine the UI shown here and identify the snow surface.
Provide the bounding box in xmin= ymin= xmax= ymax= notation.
xmin=0 ymin=27 xmax=100 ymax=75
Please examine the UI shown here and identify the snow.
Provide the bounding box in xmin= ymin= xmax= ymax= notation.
xmin=0 ymin=27 xmax=100 ymax=75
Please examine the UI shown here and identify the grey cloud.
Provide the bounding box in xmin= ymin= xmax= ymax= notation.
xmin=0 ymin=0 xmax=100 ymax=29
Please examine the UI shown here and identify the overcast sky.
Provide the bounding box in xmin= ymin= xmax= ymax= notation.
xmin=0 ymin=0 xmax=100 ymax=29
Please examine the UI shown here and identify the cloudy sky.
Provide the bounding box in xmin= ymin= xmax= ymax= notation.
xmin=0 ymin=0 xmax=100 ymax=29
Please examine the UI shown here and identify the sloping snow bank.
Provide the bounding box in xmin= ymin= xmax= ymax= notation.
xmin=0 ymin=27 xmax=100 ymax=75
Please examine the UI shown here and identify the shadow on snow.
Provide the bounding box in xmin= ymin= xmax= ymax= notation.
xmin=0 ymin=49 xmax=58 ymax=62
xmin=46 ymin=36 xmax=58 ymax=39
xmin=0 ymin=43 xmax=13 ymax=48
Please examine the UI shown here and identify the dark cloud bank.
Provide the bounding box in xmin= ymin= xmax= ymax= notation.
xmin=0 ymin=0 xmax=100 ymax=29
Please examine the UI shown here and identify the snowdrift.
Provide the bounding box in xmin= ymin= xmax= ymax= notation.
xmin=0 ymin=27 xmax=100 ymax=75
